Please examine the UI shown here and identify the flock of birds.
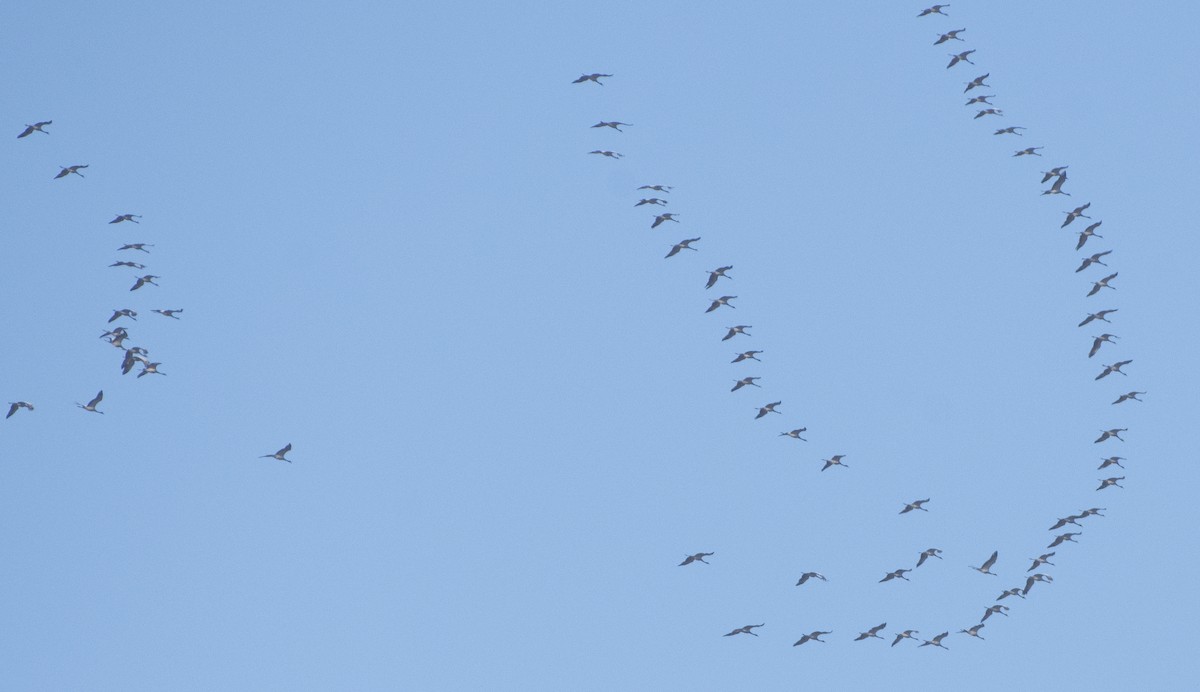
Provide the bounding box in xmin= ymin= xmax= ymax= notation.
xmin=575 ymin=3 xmax=1140 ymax=650
xmin=5 ymin=121 xmax=290 ymax=462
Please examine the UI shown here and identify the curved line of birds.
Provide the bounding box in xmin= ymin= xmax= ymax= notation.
xmin=572 ymin=2 xmax=1141 ymax=651
xmin=4 ymin=123 xmax=291 ymax=464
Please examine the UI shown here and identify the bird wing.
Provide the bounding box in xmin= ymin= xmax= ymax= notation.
xmin=981 ymin=551 xmax=998 ymax=570
xmin=6 ymin=403 xmax=17 ymax=418
xmin=18 ymin=126 xmax=34 ymax=138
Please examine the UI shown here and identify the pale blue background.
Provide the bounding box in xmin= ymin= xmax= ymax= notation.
xmin=2 ymin=2 xmax=1197 ymax=690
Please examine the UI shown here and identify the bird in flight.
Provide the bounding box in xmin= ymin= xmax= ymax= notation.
xmin=55 ymin=164 xmax=88 ymax=179
xmin=1078 ymin=507 xmax=1107 ymax=518
xmin=1076 ymin=250 xmax=1112 ymax=273
xmin=919 ymin=632 xmax=950 ymax=650
xmin=963 ymin=73 xmax=990 ymax=92
xmin=973 ymin=108 xmax=1003 ymax=119
xmin=1088 ymin=333 xmax=1118 ymax=357
xmin=1111 ymin=391 xmax=1145 ymax=405
xmin=722 ymin=325 xmax=751 ymax=341
xmin=779 ymin=428 xmax=807 ymax=441
xmin=958 ymin=624 xmax=986 ymax=640
xmin=918 ymin=4 xmax=950 ymax=17
xmin=946 ymin=50 xmax=975 ymax=69
xmin=110 ymin=261 xmax=146 ymax=269
xmin=981 ymin=605 xmax=1009 ymax=621
xmin=6 ymin=401 xmax=34 ymax=419
xmin=1098 ymin=456 xmax=1125 ymax=470
xmin=1075 ymin=221 xmax=1103 ymax=250
xmin=965 ymin=94 xmax=995 ymax=106
xmin=1094 ymin=428 xmax=1127 ymax=443
xmin=935 ymin=29 xmax=966 ymax=45
xmin=731 ymin=377 xmax=761 ymax=392
xmin=996 ymin=588 xmax=1026 ymax=601
xmin=261 ymin=443 xmax=294 ymax=463
xmin=665 ymin=237 xmax=700 ymax=258
xmin=651 ymin=213 xmax=679 ymax=229
xmin=1048 ymin=516 xmax=1082 ymax=531
xmin=1042 ymin=175 xmax=1070 ymax=196
xmin=1096 ymin=476 xmax=1125 ymax=491
xmin=855 ymin=623 xmax=887 ymax=641
xmin=706 ymin=266 xmax=733 ymax=289
xmin=1078 ymin=308 xmax=1117 ymax=327
xmin=137 ymin=362 xmax=165 ymax=378
xmin=970 ymin=551 xmax=999 ymax=575
xmin=591 ymin=121 xmax=631 ymax=132
xmin=110 ymin=214 xmax=142 ymax=224
xmin=118 ymin=243 xmax=154 ymax=253
xmin=638 ymin=184 xmax=672 ymax=193
xmin=17 ymin=121 xmax=52 ymax=138
xmin=108 ymin=308 xmax=137 ymax=323
xmin=821 ymin=455 xmax=848 ymax=471
xmin=1087 ymin=272 xmax=1118 ymax=297
xmin=679 ymin=552 xmax=713 ymax=566
xmin=152 ymin=309 xmax=183 ymax=319
xmin=588 ymin=150 xmax=622 ymax=159
xmin=1023 ymin=574 xmax=1053 ymax=595
xmin=1061 ymin=202 xmax=1092 ymax=228
xmin=1013 ymin=147 xmax=1043 ymax=157
xmin=1041 ymin=166 xmax=1069 ymax=183
xmin=572 ymin=73 xmax=612 ymax=85
xmin=993 ymin=126 xmax=1025 ymax=135
xmin=892 ymin=630 xmax=920 ymax=647
xmin=755 ymin=401 xmax=781 ymax=419
xmin=635 ymin=198 xmax=668 ymax=207
xmin=1095 ymin=360 xmax=1132 ymax=380
xmin=731 ymin=350 xmax=761 ymax=363
xmin=723 ymin=624 xmax=764 ymax=637
xmin=130 ymin=275 xmax=160 ymax=291
xmin=706 ymin=295 xmax=736 ymax=313
xmin=916 ymin=548 xmax=943 ymax=567
xmin=76 ymin=390 xmax=104 ymax=414
xmin=879 ymin=569 xmax=911 ymax=583
xmin=1048 ymin=532 xmax=1081 ymax=548
xmin=793 ymin=631 xmax=832 ymax=646
xmin=900 ymin=499 xmax=930 ymax=514
xmin=795 ymin=572 xmax=827 ymax=586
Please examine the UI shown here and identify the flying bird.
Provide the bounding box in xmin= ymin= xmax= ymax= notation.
xmin=137 ymin=362 xmax=165 ymax=378
xmin=17 ymin=121 xmax=52 ymax=138
xmin=918 ymin=5 xmax=950 ymax=16
xmin=152 ymin=309 xmax=183 ymax=319
xmin=109 ymin=214 xmax=141 ymax=224
xmin=55 ymin=164 xmax=88 ymax=179
xmin=935 ymin=29 xmax=966 ymax=45
xmin=638 ymin=185 xmax=672 ymax=193
xmin=573 ymin=73 xmax=612 ymax=85
xmin=974 ymin=108 xmax=1003 ymax=119
xmin=1078 ymin=507 xmax=1107 ymax=518
xmin=959 ymin=624 xmax=986 ymax=640
xmin=779 ymin=428 xmax=808 ymax=441
xmin=6 ymin=401 xmax=34 ymax=419
xmin=965 ymin=94 xmax=996 ymax=106
xmin=591 ymin=121 xmax=632 ymax=131
xmin=706 ymin=266 xmax=733 ymax=289
xmin=666 ymin=237 xmax=700 ymax=258
xmin=731 ymin=350 xmax=761 ymax=363
xmin=635 ymin=198 xmax=668 ymax=206
xmin=731 ymin=376 xmax=761 ymax=392
xmin=1096 ymin=476 xmax=1125 ymax=491
xmin=1098 ymin=456 xmax=1125 ymax=470
xmin=1076 ymin=221 xmax=1103 ymax=250
xmin=1013 ymin=147 xmax=1043 ymax=157
xmin=916 ymin=548 xmax=943 ymax=567
xmin=130 ymin=275 xmax=160 ymax=291
xmin=1094 ymin=428 xmax=1127 ymax=443
xmin=651 ymin=213 xmax=679 ymax=229
xmin=993 ymin=126 xmax=1025 ymax=135
xmin=118 ymin=243 xmax=153 ymax=253
xmin=1047 ymin=532 xmax=1081 ymax=548
xmin=919 ymin=633 xmax=950 ymax=650
xmin=110 ymin=261 xmax=146 ymax=269
xmin=1088 ymin=333 xmax=1118 ymax=357
xmin=879 ymin=569 xmax=911 ymax=583
xmin=1112 ymin=391 xmax=1145 ymax=405
xmin=795 ymin=572 xmax=827 ymax=586
xmin=855 ymin=623 xmax=887 ymax=641
xmin=1048 ymin=516 xmax=1081 ymax=531
xmin=946 ymin=50 xmax=975 ymax=68
xmin=900 ymin=499 xmax=930 ymax=514
xmin=1041 ymin=166 xmax=1069 ymax=183
xmin=892 ymin=630 xmax=920 ymax=647
xmin=964 ymin=73 xmax=990 ymax=92
xmin=108 ymin=308 xmax=137 ymax=323
xmin=1076 ymin=250 xmax=1112 ymax=273
xmin=793 ymin=631 xmax=832 ymax=646
xmin=679 ymin=552 xmax=714 ymax=566
xmin=1095 ymin=360 xmax=1132 ymax=380
xmin=706 ymin=295 xmax=736 ymax=313
xmin=981 ymin=605 xmax=1009 ymax=621
xmin=76 ymin=390 xmax=104 ymax=414
xmin=821 ymin=454 xmax=848 ymax=471
xmin=755 ymin=401 xmax=781 ymax=419
xmin=970 ymin=551 xmax=999 ymax=575
xmin=1061 ymin=202 xmax=1092 ymax=228
xmin=723 ymin=624 xmax=764 ymax=637
xmin=1023 ymin=574 xmax=1053 ymax=595
xmin=1087 ymin=273 xmax=1118 ymax=297
xmin=996 ymin=588 xmax=1026 ymax=601
xmin=1078 ymin=309 xmax=1117 ymax=327
xmin=588 ymin=150 xmax=622 ymax=159
xmin=1042 ymin=175 xmax=1070 ymax=196
xmin=261 ymin=443 xmax=293 ymax=463
xmin=722 ymin=325 xmax=751 ymax=341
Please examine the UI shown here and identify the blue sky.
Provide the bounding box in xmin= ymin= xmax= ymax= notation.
xmin=2 ymin=1 xmax=1198 ymax=689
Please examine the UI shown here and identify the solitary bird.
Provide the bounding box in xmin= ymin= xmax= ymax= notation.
xmin=795 ymin=572 xmax=827 ymax=586
xmin=731 ymin=376 xmax=761 ymax=392
xmin=137 ymin=362 xmax=165 ymax=378
xmin=974 ymin=108 xmax=1003 ymax=119
xmin=1061 ymin=202 xmax=1092 ymax=228
xmin=651 ymin=212 xmax=679 ymax=229
xmin=665 ymin=237 xmax=700 ymax=258
xmin=1088 ymin=333 xmax=1118 ymax=358
xmin=591 ymin=121 xmax=632 ymax=131
xmin=130 ymin=275 xmax=160 ymax=291
xmin=1095 ymin=360 xmax=1132 ymax=380
xmin=152 ymin=309 xmax=183 ymax=319
xmin=855 ymin=623 xmax=887 ymax=641
xmin=109 ymin=308 xmax=137 ymax=322
xmin=946 ymin=50 xmax=975 ymax=68
xmin=679 ymin=552 xmax=714 ymax=566
xmin=261 ymin=443 xmax=293 ymax=463
xmin=935 ymin=29 xmax=966 ymax=45
xmin=920 ymin=633 xmax=951 ymax=650
xmin=1076 ymin=250 xmax=1112 ymax=273
xmin=110 ymin=261 xmax=146 ymax=269
xmin=723 ymin=624 xmax=764 ymax=637
xmin=1076 ymin=221 xmax=1103 ymax=250
xmin=779 ymin=428 xmax=808 ymax=441
xmin=1023 ymin=574 xmax=1053 ymax=595
xmin=970 ymin=551 xmax=999 ymax=575
xmin=1094 ymin=428 xmax=1127 ymax=443
xmin=731 ymin=350 xmax=762 ymax=363
xmin=892 ymin=630 xmax=920 ymax=647
xmin=76 ymin=390 xmax=104 ymax=414
xmin=918 ymin=4 xmax=950 ymax=16
xmin=959 ymin=624 xmax=986 ymax=640
xmin=981 ymin=605 xmax=1009 ymax=621
xmin=635 ymin=198 xmax=668 ymax=206
xmin=118 ymin=243 xmax=153 ymax=253
xmin=993 ymin=126 xmax=1025 ymax=135
xmin=965 ymin=94 xmax=996 ymax=105
xmin=1098 ymin=456 xmax=1125 ymax=470
xmin=6 ymin=401 xmax=34 ymax=419
xmin=755 ymin=401 xmax=781 ymax=419
xmin=964 ymin=73 xmax=990 ymax=92
xmin=588 ymin=150 xmax=622 ymax=159
xmin=17 ymin=121 xmax=52 ymax=138
xmin=996 ymin=588 xmax=1026 ymax=601
xmin=821 ymin=454 xmax=848 ymax=471
xmin=879 ymin=569 xmax=911 ymax=583
xmin=1087 ymin=273 xmax=1118 ymax=297
xmin=722 ymin=325 xmax=751 ymax=341
xmin=638 ymin=184 xmax=672 ymax=193
xmin=1047 ymin=532 xmax=1081 ymax=548
xmin=1014 ymin=147 xmax=1043 ymax=157
xmin=916 ymin=548 xmax=943 ymax=567
xmin=573 ymin=73 xmax=612 ymax=85
xmin=109 ymin=214 xmax=141 ymax=224
xmin=706 ymin=295 xmax=736 ymax=313
xmin=55 ymin=164 xmax=88 ymax=179
xmin=1096 ymin=476 xmax=1125 ymax=491
xmin=1027 ymin=553 xmax=1057 ymax=571
xmin=793 ymin=631 xmax=832 ymax=646
xmin=705 ymin=266 xmax=732 ymax=289
xmin=1078 ymin=309 xmax=1117 ymax=327
xmin=900 ymin=499 xmax=930 ymax=514
xmin=1112 ymin=391 xmax=1145 ymax=405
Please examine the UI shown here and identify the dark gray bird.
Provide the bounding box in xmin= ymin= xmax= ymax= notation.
xmin=722 ymin=325 xmax=751 ymax=341
xmin=6 ymin=401 xmax=34 ymax=418
xmin=1098 ymin=456 xmax=1125 ymax=470
xmin=1049 ymin=516 xmax=1082 ymax=531
xmin=920 ymin=632 xmax=950 ymax=650
xmin=892 ymin=630 xmax=920 ymax=646
xmin=1014 ymin=147 xmax=1043 ymax=157
xmin=665 ymin=237 xmax=700 ymax=258
xmin=1076 ymin=250 xmax=1112 ymax=273
xmin=1078 ymin=309 xmax=1117 ymax=327
xmin=118 ymin=243 xmax=153 ymax=253
xmin=795 ymin=572 xmax=827 ymax=586
xmin=900 ymin=499 xmax=930 ymax=514
xmin=1094 ymin=428 xmax=1127 ymax=443
xmin=137 ymin=362 xmax=165 ymax=378
xmin=1027 ymin=553 xmax=1056 ymax=571
xmin=1041 ymin=166 xmax=1068 ymax=183
xmin=935 ymin=29 xmax=966 ymax=45
xmin=152 ymin=309 xmax=183 ymax=319
xmin=1078 ymin=507 xmax=1106 ymax=518
xmin=993 ymin=126 xmax=1025 ymax=135
xmin=1042 ymin=174 xmax=1069 ymax=196
xmin=76 ymin=390 xmax=104 ymax=414
xmin=981 ymin=605 xmax=1009 ymax=621
xmin=1112 ymin=391 xmax=1145 ymax=405
xmin=1087 ymin=272 xmax=1118 ymax=297
xmin=964 ymin=73 xmax=990 ymax=92
xmin=918 ymin=4 xmax=950 ymax=16
xmin=821 ymin=454 xmax=848 ymax=471
xmin=731 ymin=350 xmax=761 ymax=363
xmin=588 ymin=150 xmax=622 ymax=159
xmin=1096 ymin=476 xmax=1125 ymax=491
xmin=651 ymin=212 xmax=679 ymax=229
xmin=996 ymin=588 xmax=1026 ymax=601
xmin=970 ymin=551 xmax=999 ymax=575
xmin=755 ymin=401 xmax=781 ymax=419
xmin=959 ymin=624 xmax=986 ymax=640
xmin=1047 ymin=532 xmax=1081 ymax=548
xmin=1095 ymin=360 xmax=1132 ymax=380
xmin=706 ymin=266 xmax=733 ymax=289
xmin=855 ymin=623 xmax=887 ymax=641
xmin=110 ymin=261 xmax=146 ymax=269
xmin=18 ymin=121 xmax=52 ymax=138
xmin=55 ymin=164 xmax=88 ymax=179
xmin=679 ymin=552 xmax=714 ymax=566
xmin=965 ymin=94 xmax=996 ymax=106
xmin=1076 ymin=221 xmax=1103 ymax=250
xmin=635 ymin=198 xmax=668 ymax=206
xmin=879 ymin=569 xmax=911 ymax=583
xmin=130 ymin=275 xmax=160 ymax=291
xmin=1061 ymin=202 xmax=1092 ymax=228
xmin=946 ymin=50 xmax=975 ymax=68
xmin=731 ymin=377 xmax=761 ymax=392
xmin=779 ymin=428 xmax=808 ymax=441
xmin=109 ymin=214 xmax=141 ymax=224
xmin=638 ymin=184 xmax=672 ymax=193
xmin=573 ymin=73 xmax=612 ymax=85
xmin=706 ymin=295 xmax=736 ymax=313
xmin=261 ymin=443 xmax=293 ymax=463
xmin=793 ymin=631 xmax=832 ymax=646
xmin=916 ymin=548 xmax=943 ymax=567
xmin=974 ymin=108 xmax=1003 ymax=119
xmin=121 ymin=349 xmax=146 ymax=375
xmin=108 ymin=308 xmax=137 ymax=323
xmin=723 ymin=624 xmax=764 ymax=637
xmin=1088 ymin=333 xmax=1118 ymax=357
xmin=1023 ymin=574 xmax=1053 ymax=595
xmin=591 ymin=121 xmax=632 ymax=131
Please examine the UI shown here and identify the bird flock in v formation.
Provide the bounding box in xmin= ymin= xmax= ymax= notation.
xmin=574 ymin=4 xmax=1141 ymax=650
xmin=5 ymin=122 xmax=290 ymax=463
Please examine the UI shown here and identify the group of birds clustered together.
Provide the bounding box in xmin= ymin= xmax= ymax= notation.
xmin=574 ymin=3 xmax=1140 ymax=651
xmin=4 ymin=121 xmax=292 ymax=465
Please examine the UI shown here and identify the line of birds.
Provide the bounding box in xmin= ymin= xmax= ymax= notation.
xmin=581 ymin=3 xmax=1142 ymax=650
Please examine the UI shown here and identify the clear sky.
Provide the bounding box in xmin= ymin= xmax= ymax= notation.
xmin=2 ymin=2 xmax=1198 ymax=690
